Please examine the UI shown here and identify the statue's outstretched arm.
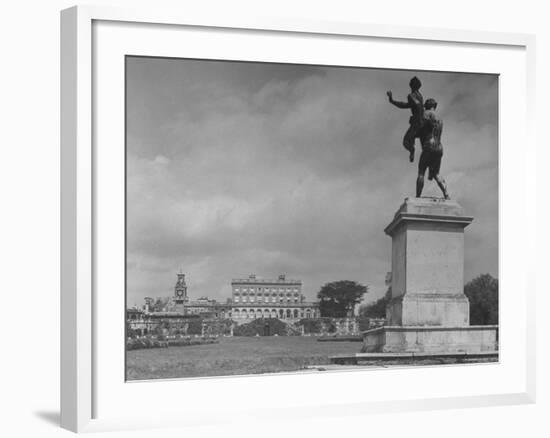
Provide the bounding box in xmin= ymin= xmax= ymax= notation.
xmin=389 ymin=98 xmax=410 ymax=109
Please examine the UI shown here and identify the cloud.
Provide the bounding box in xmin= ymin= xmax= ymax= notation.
xmin=126 ymin=58 xmax=498 ymax=306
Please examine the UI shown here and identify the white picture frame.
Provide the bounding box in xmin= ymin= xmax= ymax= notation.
xmin=60 ymin=5 xmax=536 ymax=433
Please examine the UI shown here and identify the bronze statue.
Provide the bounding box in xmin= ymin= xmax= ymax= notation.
xmin=416 ymin=98 xmax=449 ymax=199
xmin=386 ymin=76 xmax=424 ymax=163
xmin=386 ymin=77 xmax=449 ymax=199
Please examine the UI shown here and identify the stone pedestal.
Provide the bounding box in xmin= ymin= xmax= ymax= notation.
xmin=363 ymin=197 xmax=498 ymax=353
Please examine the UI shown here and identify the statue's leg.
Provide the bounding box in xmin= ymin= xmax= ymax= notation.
xmin=431 ymin=153 xmax=449 ymax=199
xmin=416 ymin=174 xmax=425 ymax=198
xmin=403 ymin=126 xmax=416 ymax=162
xmin=434 ymin=175 xmax=450 ymax=199
xmin=416 ymin=151 xmax=427 ymax=197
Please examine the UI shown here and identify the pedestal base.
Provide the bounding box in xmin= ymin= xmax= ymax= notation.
xmin=362 ymin=325 xmax=498 ymax=353
xmin=387 ymin=293 xmax=470 ymax=326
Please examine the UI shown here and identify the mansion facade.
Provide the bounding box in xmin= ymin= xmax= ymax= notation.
xmin=230 ymin=274 xmax=320 ymax=322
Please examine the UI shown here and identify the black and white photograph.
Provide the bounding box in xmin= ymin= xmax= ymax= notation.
xmin=125 ymin=56 xmax=499 ymax=381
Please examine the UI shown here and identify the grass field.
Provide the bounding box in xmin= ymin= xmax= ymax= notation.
xmin=126 ymin=336 xmax=361 ymax=380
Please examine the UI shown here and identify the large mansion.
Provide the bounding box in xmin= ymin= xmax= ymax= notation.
xmin=230 ymin=274 xmax=320 ymax=321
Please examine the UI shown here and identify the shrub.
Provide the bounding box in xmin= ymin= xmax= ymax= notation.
xmin=233 ymin=318 xmax=292 ymax=336
xmin=202 ymin=319 xmax=233 ymax=336
xmin=186 ymin=319 xmax=203 ymax=335
xmin=126 ymin=328 xmax=140 ymax=339
xmin=298 ymin=318 xmax=337 ymax=334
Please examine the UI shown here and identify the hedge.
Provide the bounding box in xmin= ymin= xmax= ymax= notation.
xmin=126 ymin=336 xmax=219 ymax=350
xmin=233 ymin=318 xmax=300 ymax=336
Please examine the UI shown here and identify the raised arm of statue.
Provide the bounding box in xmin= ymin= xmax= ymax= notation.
xmin=386 ymin=91 xmax=410 ymax=109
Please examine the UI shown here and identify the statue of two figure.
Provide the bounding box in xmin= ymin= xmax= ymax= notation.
xmin=387 ymin=76 xmax=450 ymax=200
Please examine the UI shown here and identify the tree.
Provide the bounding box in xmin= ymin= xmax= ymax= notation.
xmin=317 ymin=280 xmax=368 ymax=317
xmin=464 ymin=274 xmax=498 ymax=325
xmin=359 ymin=287 xmax=392 ymax=318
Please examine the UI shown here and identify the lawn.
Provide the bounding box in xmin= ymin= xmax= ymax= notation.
xmin=126 ymin=336 xmax=361 ymax=380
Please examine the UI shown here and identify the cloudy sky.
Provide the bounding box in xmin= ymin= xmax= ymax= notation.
xmin=125 ymin=56 xmax=498 ymax=308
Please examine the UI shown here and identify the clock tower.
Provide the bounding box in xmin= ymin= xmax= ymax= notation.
xmin=174 ymin=272 xmax=189 ymax=304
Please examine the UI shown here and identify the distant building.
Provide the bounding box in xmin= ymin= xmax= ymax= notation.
xmin=183 ymin=297 xmax=232 ymax=319
xmin=229 ymin=274 xmax=320 ymax=323
xmin=131 ymin=272 xmax=320 ymax=324
xmin=167 ymin=273 xmax=231 ymax=318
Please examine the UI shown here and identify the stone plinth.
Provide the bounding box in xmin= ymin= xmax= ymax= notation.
xmin=362 ymin=325 xmax=498 ymax=353
xmin=363 ymin=197 xmax=498 ymax=354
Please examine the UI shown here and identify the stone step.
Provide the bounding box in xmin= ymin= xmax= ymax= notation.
xmin=330 ymin=350 xmax=499 ymax=365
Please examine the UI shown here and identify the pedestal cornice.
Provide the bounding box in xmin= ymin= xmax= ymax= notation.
xmin=384 ymin=197 xmax=473 ymax=236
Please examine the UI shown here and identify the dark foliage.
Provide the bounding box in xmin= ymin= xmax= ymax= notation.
xmin=186 ymin=319 xmax=203 ymax=335
xmin=317 ymin=280 xmax=368 ymax=317
xmin=464 ymin=274 xmax=499 ymax=325
xmin=298 ymin=317 xmax=337 ymax=334
xmin=233 ymin=318 xmax=298 ymax=336
xmin=126 ymin=336 xmax=218 ymax=350
xmin=202 ymin=319 xmax=233 ymax=336
xmin=359 ymin=287 xmax=392 ymax=318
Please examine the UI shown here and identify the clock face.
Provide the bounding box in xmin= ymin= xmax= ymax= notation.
xmin=177 ymin=289 xmax=183 ymax=297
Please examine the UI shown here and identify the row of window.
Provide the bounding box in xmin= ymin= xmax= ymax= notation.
xmin=234 ymin=292 xmax=299 ymax=298
xmin=234 ymin=297 xmax=299 ymax=303
xmin=234 ymin=287 xmax=299 ymax=294
xmin=232 ymin=308 xmax=315 ymax=318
